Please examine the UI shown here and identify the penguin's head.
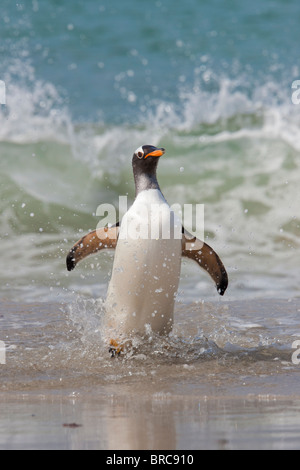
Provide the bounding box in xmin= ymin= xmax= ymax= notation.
xmin=133 ymin=145 xmax=165 ymax=165
xmin=132 ymin=145 xmax=165 ymax=193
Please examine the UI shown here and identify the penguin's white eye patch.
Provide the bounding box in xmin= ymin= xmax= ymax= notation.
xmin=135 ymin=146 xmax=144 ymax=159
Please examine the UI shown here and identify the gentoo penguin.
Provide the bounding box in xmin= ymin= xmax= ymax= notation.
xmin=66 ymin=145 xmax=228 ymax=354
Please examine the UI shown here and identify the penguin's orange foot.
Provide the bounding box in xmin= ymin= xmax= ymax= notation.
xmin=109 ymin=339 xmax=123 ymax=357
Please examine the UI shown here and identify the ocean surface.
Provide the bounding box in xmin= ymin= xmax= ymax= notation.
xmin=0 ymin=0 xmax=300 ymax=450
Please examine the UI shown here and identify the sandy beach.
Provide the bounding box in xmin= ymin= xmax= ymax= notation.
xmin=2 ymin=390 xmax=300 ymax=450
xmin=1 ymin=298 xmax=300 ymax=450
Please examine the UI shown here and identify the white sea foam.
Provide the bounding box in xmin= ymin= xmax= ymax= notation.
xmin=0 ymin=60 xmax=72 ymax=144
xmin=0 ymin=66 xmax=299 ymax=301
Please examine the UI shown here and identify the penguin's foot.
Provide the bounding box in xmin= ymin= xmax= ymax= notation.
xmin=109 ymin=339 xmax=123 ymax=358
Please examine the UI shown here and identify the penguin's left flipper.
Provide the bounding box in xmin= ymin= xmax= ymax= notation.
xmin=66 ymin=225 xmax=119 ymax=271
xmin=182 ymin=229 xmax=228 ymax=295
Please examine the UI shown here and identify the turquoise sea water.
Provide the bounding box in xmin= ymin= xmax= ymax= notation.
xmin=0 ymin=0 xmax=299 ymax=302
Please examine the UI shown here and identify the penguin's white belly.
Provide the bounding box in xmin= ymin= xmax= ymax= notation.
xmin=105 ymin=189 xmax=182 ymax=338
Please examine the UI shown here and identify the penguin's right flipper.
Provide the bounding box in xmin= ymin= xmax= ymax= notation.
xmin=182 ymin=229 xmax=228 ymax=295
xmin=66 ymin=225 xmax=119 ymax=271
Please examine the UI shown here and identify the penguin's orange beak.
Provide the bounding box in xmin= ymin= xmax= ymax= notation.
xmin=145 ymin=148 xmax=165 ymax=158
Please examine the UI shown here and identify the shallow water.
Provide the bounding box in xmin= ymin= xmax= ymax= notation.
xmin=1 ymin=297 xmax=300 ymax=393
xmin=0 ymin=298 xmax=300 ymax=450
xmin=1 ymin=298 xmax=300 ymax=449
xmin=2 ymin=393 xmax=300 ymax=450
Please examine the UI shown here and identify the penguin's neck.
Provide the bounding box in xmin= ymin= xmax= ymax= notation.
xmin=133 ymin=166 xmax=161 ymax=197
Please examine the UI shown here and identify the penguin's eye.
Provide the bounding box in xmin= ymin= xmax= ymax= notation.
xmin=137 ymin=151 xmax=143 ymax=159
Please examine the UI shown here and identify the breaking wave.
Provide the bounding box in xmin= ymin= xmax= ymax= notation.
xmin=0 ymin=61 xmax=299 ymax=301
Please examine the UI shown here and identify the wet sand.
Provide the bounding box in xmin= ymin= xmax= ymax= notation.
xmin=1 ymin=386 xmax=300 ymax=450
xmin=1 ymin=298 xmax=300 ymax=450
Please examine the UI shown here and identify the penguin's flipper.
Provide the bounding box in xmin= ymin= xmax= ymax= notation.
xmin=66 ymin=225 xmax=119 ymax=271
xmin=182 ymin=229 xmax=228 ymax=295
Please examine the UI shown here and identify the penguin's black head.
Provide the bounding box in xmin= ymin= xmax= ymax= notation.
xmin=133 ymin=144 xmax=165 ymax=162
xmin=132 ymin=145 xmax=165 ymax=194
